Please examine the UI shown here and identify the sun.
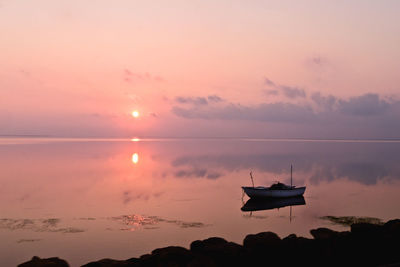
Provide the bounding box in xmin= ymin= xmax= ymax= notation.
xmin=132 ymin=110 xmax=139 ymax=118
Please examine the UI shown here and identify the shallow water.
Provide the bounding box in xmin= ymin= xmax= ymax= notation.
xmin=1 ymin=138 xmax=400 ymax=266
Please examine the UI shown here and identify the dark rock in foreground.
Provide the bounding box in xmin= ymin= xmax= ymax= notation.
xmin=20 ymin=219 xmax=400 ymax=267
xmin=190 ymin=237 xmax=244 ymax=266
xmin=18 ymin=256 xmax=69 ymax=267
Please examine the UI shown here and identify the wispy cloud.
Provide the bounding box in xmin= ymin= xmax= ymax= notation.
xmin=175 ymin=95 xmax=224 ymax=106
xmin=172 ymin=102 xmax=316 ymax=123
xmin=123 ymin=69 xmax=164 ymax=83
xmin=175 ymin=96 xmax=208 ymax=105
xmin=264 ymin=77 xmax=306 ymax=99
xmin=264 ymin=89 xmax=279 ymax=96
xmin=264 ymin=78 xmax=276 ymax=87
xmin=280 ymin=85 xmax=306 ymax=99
xmin=208 ymin=95 xmax=224 ymax=103
xmin=307 ymin=56 xmax=329 ymax=67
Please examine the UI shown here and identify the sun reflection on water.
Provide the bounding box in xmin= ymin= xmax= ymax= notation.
xmin=132 ymin=153 xmax=139 ymax=164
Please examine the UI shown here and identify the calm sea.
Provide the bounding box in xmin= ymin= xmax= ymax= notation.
xmin=1 ymin=138 xmax=400 ymax=266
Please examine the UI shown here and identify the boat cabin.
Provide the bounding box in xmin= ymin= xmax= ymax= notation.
xmin=269 ymin=182 xmax=294 ymax=190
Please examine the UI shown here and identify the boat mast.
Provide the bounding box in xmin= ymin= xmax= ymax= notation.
xmin=291 ymin=164 xmax=293 ymax=187
xmin=250 ymin=171 xmax=255 ymax=188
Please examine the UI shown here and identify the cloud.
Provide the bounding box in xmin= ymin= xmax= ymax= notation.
xmin=206 ymin=172 xmax=222 ymax=179
xmin=264 ymin=89 xmax=279 ymax=96
xmin=308 ymin=56 xmax=329 ymax=67
xmin=311 ymin=92 xmax=392 ymax=117
xmin=207 ymin=95 xmax=224 ymax=103
xmin=311 ymin=56 xmax=326 ymax=66
xmin=280 ymin=85 xmax=306 ymax=99
xmin=175 ymin=95 xmax=224 ymax=106
xmin=173 ymin=93 xmax=397 ymax=121
xmin=264 ymin=77 xmax=276 ymax=87
xmin=171 ymin=91 xmax=400 ymax=139
xmin=304 ymin=56 xmax=333 ymax=74
xmin=263 ymin=77 xmax=306 ymax=99
xmin=311 ymin=92 xmax=338 ymax=111
xmin=123 ymin=69 xmax=164 ymax=83
xmin=175 ymin=168 xmax=207 ymax=177
xmin=175 ymin=96 xmax=208 ymax=105
xmin=172 ymin=102 xmax=316 ymax=123
xmin=337 ymin=93 xmax=390 ymax=116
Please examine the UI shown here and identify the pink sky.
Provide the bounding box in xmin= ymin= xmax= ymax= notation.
xmin=1 ymin=0 xmax=399 ymax=138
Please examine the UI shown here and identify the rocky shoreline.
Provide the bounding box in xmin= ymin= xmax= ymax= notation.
xmin=19 ymin=219 xmax=400 ymax=267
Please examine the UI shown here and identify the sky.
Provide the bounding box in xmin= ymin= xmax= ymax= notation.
xmin=0 ymin=0 xmax=399 ymax=138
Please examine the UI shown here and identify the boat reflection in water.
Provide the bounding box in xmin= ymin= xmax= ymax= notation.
xmin=241 ymin=196 xmax=306 ymax=221
xmin=241 ymin=196 xmax=306 ymax=212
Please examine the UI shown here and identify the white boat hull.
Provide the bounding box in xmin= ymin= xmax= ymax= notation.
xmin=242 ymin=186 xmax=306 ymax=198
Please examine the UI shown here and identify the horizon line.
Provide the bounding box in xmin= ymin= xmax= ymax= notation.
xmin=1 ymin=135 xmax=400 ymax=143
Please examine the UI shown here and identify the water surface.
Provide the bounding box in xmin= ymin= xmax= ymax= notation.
xmin=1 ymin=138 xmax=400 ymax=266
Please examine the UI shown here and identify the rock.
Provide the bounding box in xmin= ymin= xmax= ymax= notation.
xmin=139 ymin=254 xmax=151 ymax=260
xmin=242 ymin=232 xmax=282 ymax=265
xmin=186 ymin=256 xmax=218 ymax=267
xmin=347 ymin=222 xmax=398 ymax=266
xmin=18 ymin=256 xmax=69 ymax=267
xmin=190 ymin=237 xmax=243 ymax=254
xmin=17 ymin=219 xmax=400 ymax=267
xmin=140 ymin=246 xmax=193 ymax=267
xmin=151 ymin=246 xmax=192 ymax=258
xmin=351 ymin=223 xmax=382 ymax=237
xmin=310 ymin=228 xmax=341 ymax=240
xmin=383 ymin=219 xmax=400 ymax=236
xmin=81 ymin=258 xmax=138 ymax=267
xmin=126 ymin=258 xmax=140 ymax=264
xmin=282 ymin=233 xmax=297 ymax=240
xmin=190 ymin=237 xmax=244 ymax=266
xmin=243 ymin=231 xmax=281 ymax=250
xmin=190 ymin=237 xmax=228 ymax=252
xmin=282 ymin=234 xmax=313 ymax=247
xmin=281 ymin=234 xmax=315 ymax=264
xmin=309 ymin=228 xmax=355 ymax=264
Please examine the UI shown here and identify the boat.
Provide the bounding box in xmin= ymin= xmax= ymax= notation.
xmin=241 ymin=196 xmax=305 ymax=212
xmin=242 ymin=184 xmax=306 ymax=198
xmin=242 ymin=165 xmax=306 ymax=198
